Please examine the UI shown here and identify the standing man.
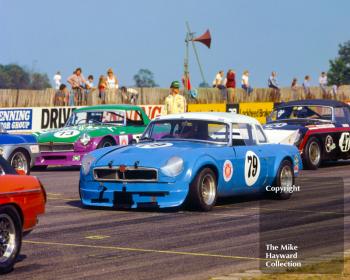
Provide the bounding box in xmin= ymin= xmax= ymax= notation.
xmin=268 ymin=71 xmax=281 ymax=101
xmin=53 ymin=71 xmax=62 ymax=90
xmin=67 ymin=67 xmax=86 ymax=106
xmin=319 ymin=72 xmax=328 ymax=97
xmin=163 ymin=81 xmax=186 ymax=115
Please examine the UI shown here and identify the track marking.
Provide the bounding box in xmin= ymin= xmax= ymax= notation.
xmin=23 ymin=240 xmax=266 ymax=261
xmin=46 ymin=193 xmax=62 ymax=196
xmin=85 ymin=235 xmax=110 ymax=240
xmin=47 ymin=196 xmax=77 ymax=201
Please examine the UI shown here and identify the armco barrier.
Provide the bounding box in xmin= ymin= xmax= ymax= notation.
xmin=1 ymin=86 xmax=350 ymax=107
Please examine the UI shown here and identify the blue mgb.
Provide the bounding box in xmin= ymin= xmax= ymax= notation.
xmin=79 ymin=112 xmax=302 ymax=211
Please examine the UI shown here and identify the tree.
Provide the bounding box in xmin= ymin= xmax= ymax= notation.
xmin=328 ymin=41 xmax=350 ymax=85
xmin=31 ymin=72 xmax=51 ymax=90
xmin=0 ymin=63 xmax=51 ymax=89
xmin=133 ymin=69 xmax=158 ymax=87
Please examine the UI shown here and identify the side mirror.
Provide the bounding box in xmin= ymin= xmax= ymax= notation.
xmin=130 ymin=139 xmax=137 ymax=145
xmin=16 ymin=169 xmax=26 ymax=176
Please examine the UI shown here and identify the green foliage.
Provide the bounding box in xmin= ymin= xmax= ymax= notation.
xmin=0 ymin=63 xmax=51 ymax=89
xmin=133 ymin=69 xmax=158 ymax=87
xmin=328 ymin=41 xmax=350 ymax=85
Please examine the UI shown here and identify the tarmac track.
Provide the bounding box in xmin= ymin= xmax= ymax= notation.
xmin=3 ymin=161 xmax=350 ymax=280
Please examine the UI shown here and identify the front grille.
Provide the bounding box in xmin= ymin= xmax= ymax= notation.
xmin=40 ymin=143 xmax=74 ymax=152
xmin=93 ymin=166 xmax=158 ymax=182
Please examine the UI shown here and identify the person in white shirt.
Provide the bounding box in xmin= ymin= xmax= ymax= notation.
xmin=53 ymin=71 xmax=62 ymax=90
xmin=212 ymin=71 xmax=225 ymax=89
xmin=319 ymin=72 xmax=328 ymax=96
xmin=241 ymin=70 xmax=253 ymax=94
xmin=106 ymin=68 xmax=119 ymax=89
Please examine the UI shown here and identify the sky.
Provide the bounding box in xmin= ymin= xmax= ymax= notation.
xmin=0 ymin=0 xmax=349 ymax=88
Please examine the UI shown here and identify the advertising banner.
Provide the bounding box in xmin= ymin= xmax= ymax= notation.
xmin=0 ymin=105 xmax=164 ymax=133
xmin=0 ymin=108 xmax=33 ymax=131
xmin=237 ymin=102 xmax=274 ymax=124
xmin=187 ymin=103 xmax=226 ymax=112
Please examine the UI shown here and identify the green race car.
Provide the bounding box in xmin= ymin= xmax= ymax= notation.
xmin=34 ymin=104 xmax=150 ymax=167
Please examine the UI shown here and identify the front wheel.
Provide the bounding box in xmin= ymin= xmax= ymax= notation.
xmin=303 ymin=137 xmax=322 ymax=170
xmin=0 ymin=205 xmax=22 ymax=274
xmin=97 ymin=138 xmax=115 ymax=149
xmin=9 ymin=150 xmax=30 ymax=175
xmin=188 ymin=168 xmax=217 ymax=211
xmin=271 ymin=160 xmax=295 ymax=200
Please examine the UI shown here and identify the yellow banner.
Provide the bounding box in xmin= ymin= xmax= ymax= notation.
xmin=238 ymin=102 xmax=274 ymax=124
xmin=187 ymin=103 xmax=226 ymax=112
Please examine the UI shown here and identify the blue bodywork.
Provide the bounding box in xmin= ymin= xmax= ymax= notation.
xmin=79 ymin=140 xmax=302 ymax=209
xmin=0 ymin=133 xmax=37 ymax=145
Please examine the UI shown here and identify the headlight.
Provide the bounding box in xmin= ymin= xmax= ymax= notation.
xmin=160 ymin=156 xmax=184 ymax=177
xmin=81 ymin=154 xmax=95 ymax=175
xmin=80 ymin=133 xmax=91 ymax=146
xmin=0 ymin=146 xmax=3 ymax=156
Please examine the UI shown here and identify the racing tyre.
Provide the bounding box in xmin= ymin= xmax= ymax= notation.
xmin=303 ymin=137 xmax=322 ymax=170
xmin=188 ymin=168 xmax=217 ymax=211
xmin=0 ymin=205 xmax=22 ymax=274
xmin=272 ymin=160 xmax=294 ymax=200
xmin=8 ymin=150 xmax=30 ymax=175
xmin=97 ymin=138 xmax=115 ymax=149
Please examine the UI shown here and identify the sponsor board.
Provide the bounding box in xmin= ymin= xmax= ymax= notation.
xmin=0 ymin=105 xmax=164 ymax=133
xmin=187 ymin=103 xmax=226 ymax=112
xmin=0 ymin=108 xmax=33 ymax=131
xmin=237 ymin=102 xmax=274 ymax=124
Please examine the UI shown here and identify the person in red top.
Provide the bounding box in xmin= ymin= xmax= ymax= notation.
xmin=226 ymin=69 xmax=236 ymax=103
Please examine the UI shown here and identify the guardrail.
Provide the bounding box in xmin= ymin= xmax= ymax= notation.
xmin=1 ymin=86 xmax=349 ymax=107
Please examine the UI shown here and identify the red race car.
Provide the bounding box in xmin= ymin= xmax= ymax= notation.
xmin=0 ymin=156 xmax=46 ymax=274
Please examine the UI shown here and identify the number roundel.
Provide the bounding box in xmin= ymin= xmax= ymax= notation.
xmin=339 ymin=132 xmax=350 ymax=152
xmin=244 ymin=151 xmax=260 ymax=186
xmin=54 ymin=129 xmax=80 ymax=138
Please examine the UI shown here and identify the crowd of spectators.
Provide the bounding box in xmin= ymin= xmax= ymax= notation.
xmin=53 ymin=67 xmax=138 ymax=106
xmin=212 ymin=69 xmax=338 ymax=103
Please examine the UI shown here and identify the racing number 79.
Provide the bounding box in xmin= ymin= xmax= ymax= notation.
xmin=247 ymin=155 xmax=258 ymax=178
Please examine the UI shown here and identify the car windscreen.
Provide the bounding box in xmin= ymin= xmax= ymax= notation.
xmin=270 ymin=105 xmax=332 ymax=121
xmin=65 ymin=110 xmax=126 ymax=126
xmin=142 ymin=119 xmax=229 ymax=144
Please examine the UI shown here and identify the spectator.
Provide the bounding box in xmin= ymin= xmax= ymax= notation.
xmin=67 ymin=67 xmax=87 ymax=106
xmin=98 ymin=75 xmax=107 ymax=104
xmin=54 ymin=84 xmax=68 ymax=106
xmin=268 ymin=71 xmax=281 ymax=101
xmin=291 ymin=78 xmax=299 ymax=100
xmin=86 ymin=75 xmax=94 ymax=88
xmin=226 ymin=69 xmax=236 ymax=103
xmin=163 ymin=81 xmax=186 ymax=115
xmin=319 ymin=72 xmax=328 ymax=97
xmin=106 ymin=68 xmax=119 ymax=89
xmin=303 ymin=75 xmax=312 ymax=99
xmin=241 ymin=70 xmax=253 ymax=94
xmin=53 ymin=71 xmax=62 ymax=90
xmin=83 ymin=75 xmax=94 ymax=105
xmin=120 ymin=87 xmax=139 ymax=104
xmin=332 ymin=83 xmax=339 ymax=99
xmin=212 ymin=70 xmax=225 ymax=88
xmin=212 ymin=70 xmax=226 ymax=99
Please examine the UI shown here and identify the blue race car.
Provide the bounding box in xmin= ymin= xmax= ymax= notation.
xmin=0 ymin=124 xmax=39 ymax=174
xmin=79 ymin=112 xmax=302 ymax=211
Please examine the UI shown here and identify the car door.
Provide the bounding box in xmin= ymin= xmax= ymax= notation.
xmin=231 ymin=123 xmax=268 ymax=193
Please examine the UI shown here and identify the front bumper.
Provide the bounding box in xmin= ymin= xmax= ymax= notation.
xmin=79 ymin=180 xmax=189 ymax=209
xmin=35 ymin=151 xmax=87 ymax=166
